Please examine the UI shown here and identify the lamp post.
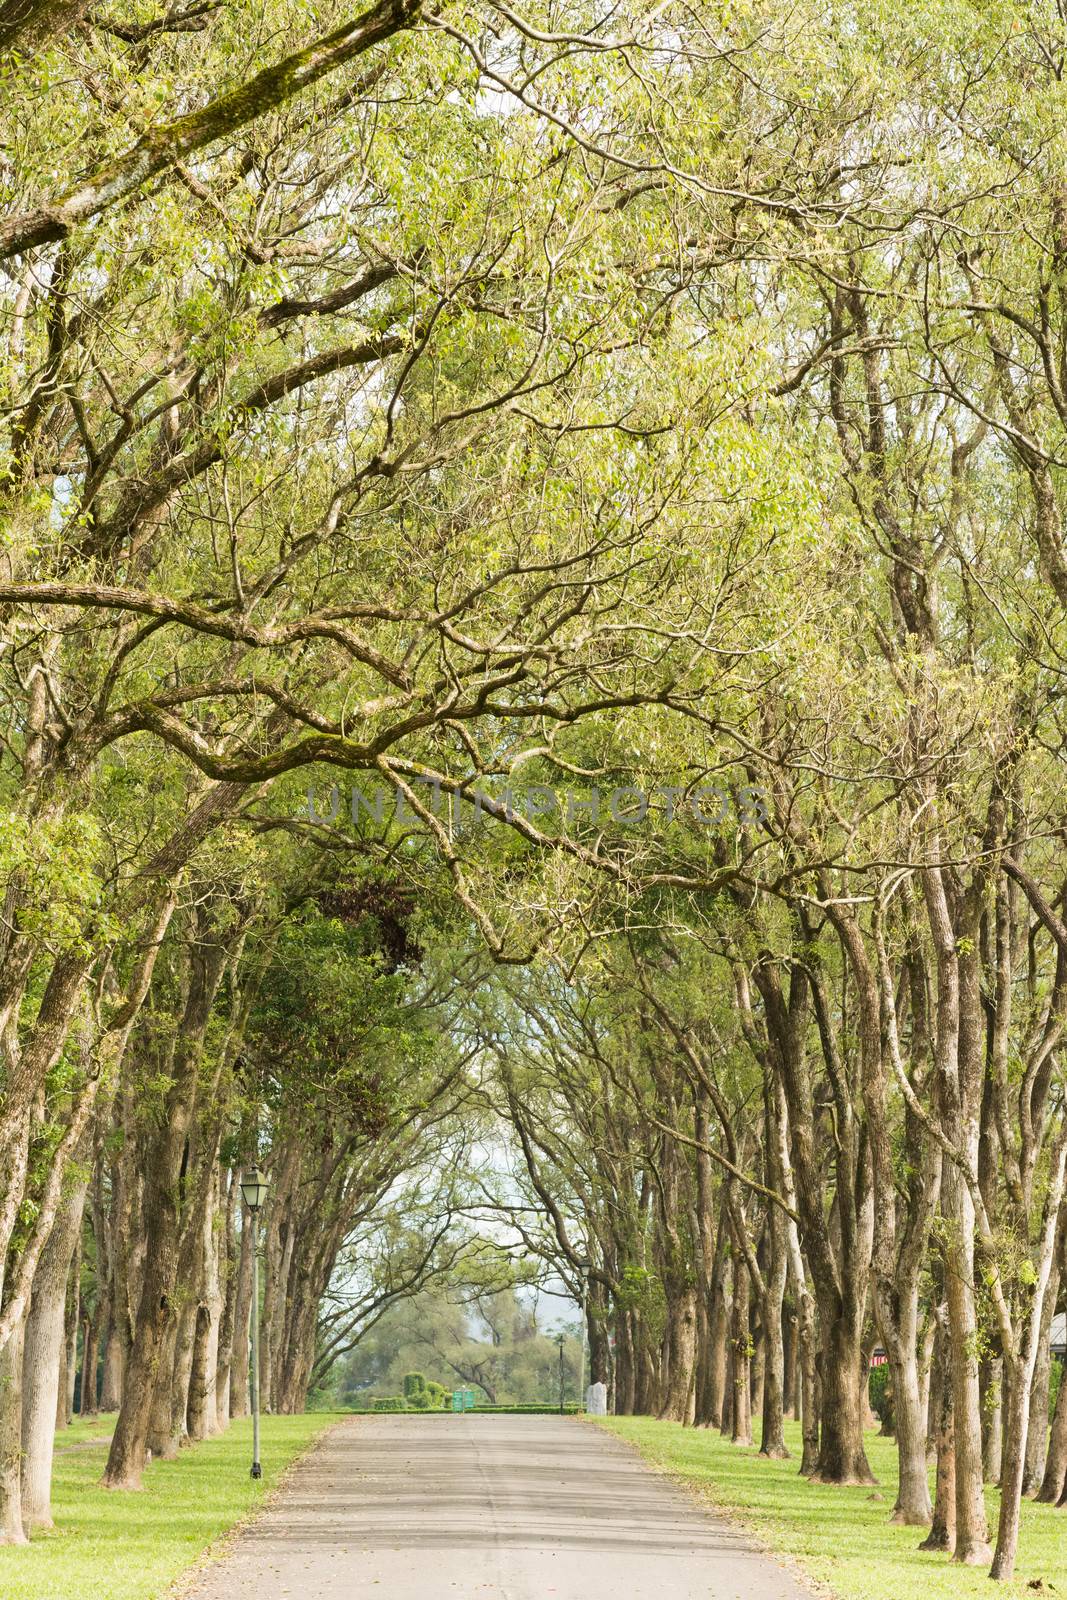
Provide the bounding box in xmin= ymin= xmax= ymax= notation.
xmin=557 ymin=1331 xmax=566 ymax=1415
xmin=240 ymin=1166 xmax=269 ymax=1480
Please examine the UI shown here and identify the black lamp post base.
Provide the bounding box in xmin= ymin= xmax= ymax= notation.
xmin=250 ymin=1462 xmax=262 ymax=1480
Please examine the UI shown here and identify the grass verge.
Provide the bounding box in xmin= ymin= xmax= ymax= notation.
xmin=1 ymin=1410 xmax=342 ymax=1600
xmin=596 ymin=1417 xmax=1067 ymax=1600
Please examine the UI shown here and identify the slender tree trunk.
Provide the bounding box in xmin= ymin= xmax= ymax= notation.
xmin=80 ymin=1313 xmax=99 ymax=1416
xmin=215 ymin=1172 xmax=238 ymax=1424
xmin=59 ymin=1236 xmax=80 ymax=1429
xmin=942 ymin=1168 xmax=992 ymax=1563
xmin=981 ymin=1355 xmax=1003 ymax=1484
xmin=1022 ymin=1269 xmax=1059 ymax=1494
xmin=730 ymin=1262 xmax=752 ymax=1446
xmin=614 ymin=1310 xmax=635 ymax=1417
xmin=783 ymin=1308 xmax=797 ymax=1420
xmin=989 ymin=1133 xmax=1067 ymax=1581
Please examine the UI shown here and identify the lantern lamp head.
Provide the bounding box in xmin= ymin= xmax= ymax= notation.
xmin=240 ymin=1166 xmax=269 ymax=1212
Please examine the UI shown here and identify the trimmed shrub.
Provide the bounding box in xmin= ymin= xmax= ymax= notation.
xmin=372 ymin=1395 xmax=406 ymax=1412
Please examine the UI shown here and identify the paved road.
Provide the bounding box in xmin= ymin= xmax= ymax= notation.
xmin=186 ymin=1415 xmax=814 ymax=1600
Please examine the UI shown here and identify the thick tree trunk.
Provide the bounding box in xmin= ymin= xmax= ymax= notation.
xmin=146 ymin=1319 xmax=181 ymax=1461
xmin=102 ymin=916 xmax=228 ymax=1489
xmin=659 ymin=1286 xmax=697 ymax=1424
xmin=0 ymin=1314 xmax=27 ymax=1544
xmin=920 ymin=1315 xmax=955 ymax=1553
xmin=812 ymin=1308 xmax=874 ymax=1484
xmin=99 ymin=1323 xmax=124 ymax=1412
xmin=797 ymin=1298 xmax=819 ymax=1475
xmin=20 ymin=1165 xmax=88 ymax=1529
xmin=168 ymin=1297 xmax=198 ymax=1449
xmin=758 ymin=1202 xmax=789 ymax=1459
xmin=888 ymin=1333 xmax=932 ymax=1524
xmin=1037 ymin=1355 xmax=1067 ymax=1502
xmin=699 ymin=1249 xmax=729 ymax=1429
xmin=102 ymin=923 xmax=228 ymax=1489
xmin=188 ymin=1303 xmax=220 ymax=1437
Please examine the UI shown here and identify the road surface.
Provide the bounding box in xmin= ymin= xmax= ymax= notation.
xmin=185 ymin=1414 xmax=815 ymax=1600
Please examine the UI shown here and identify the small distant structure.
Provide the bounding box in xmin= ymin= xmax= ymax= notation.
xmin=1053 ymin=1313 xmax=1065 ymax=1361
xmin=869 ymin=1348 xmax=888 ymax=1369
xmin=585 ymin=1382 xmax=608 ymax=1416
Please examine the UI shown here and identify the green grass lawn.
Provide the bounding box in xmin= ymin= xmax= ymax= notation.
xmin=596 ymin=1417 xmax=1067 ymax=1600
xmin=0 ymin=1411 xmax=341 ymax=1600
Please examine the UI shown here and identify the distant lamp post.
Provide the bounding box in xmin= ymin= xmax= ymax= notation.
xmin=557 ymin=1331 xmax=566 ymax=1415
xmin=240 ymin=1166 xmax=269 ymax=1480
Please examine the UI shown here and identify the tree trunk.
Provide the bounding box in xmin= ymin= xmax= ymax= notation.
xmin=783 ymin=1308 xmax=798 ymax=1420
xmin=919 ymin=1314 xmax=955 ymax=1553
xmin=730 ymin=1262 xmax=752 ymax=1446
xmin=659 ymin=1286 xmax=697 ymax=1424
xmin=758 ymin=1202 xmax=789 ymax=1459
xmin=60 ymin=1241 xmax=80 ymax=1428
xmin=99 ymin=1323 xmax=123 ymax=1412
xmin=812 ymin=1308 xmax=874 ymax=1484
xmin=20 ymin=1165 xmax=88 ymax=1529
xmin=80 ymin=1313 xmax=99 ymax=1416
xmin=981 ymin=1355 xmax=1003 ymax=1484
xmin=942 ymin=1167 xmax=992 ymax=1563
xmin=228 ymin=1206 xmax=254 ymax=1419
xmin=146 ymin=1318 xmax=181 ymax=1461
xmin=214 ymin=1171 xmax=238 ymax=1424
xmin=1037 ymin=1354 xmax=1067 ymax=1502
xmin=699 ymin=1247 xmax=729 ymax=1429
xmin=101 ymin=915 xmax=228 ymax=1489
xmin=989 ymin=1133 xmax=1067 ymax=1581
xmin=888 ymin=1333 xmax=932 ymax=1524
xmin=0 ymin=1313 xmax=27 ymax=1543
xmin=1021 ymin=1275 xmax=1058 ymax=1495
